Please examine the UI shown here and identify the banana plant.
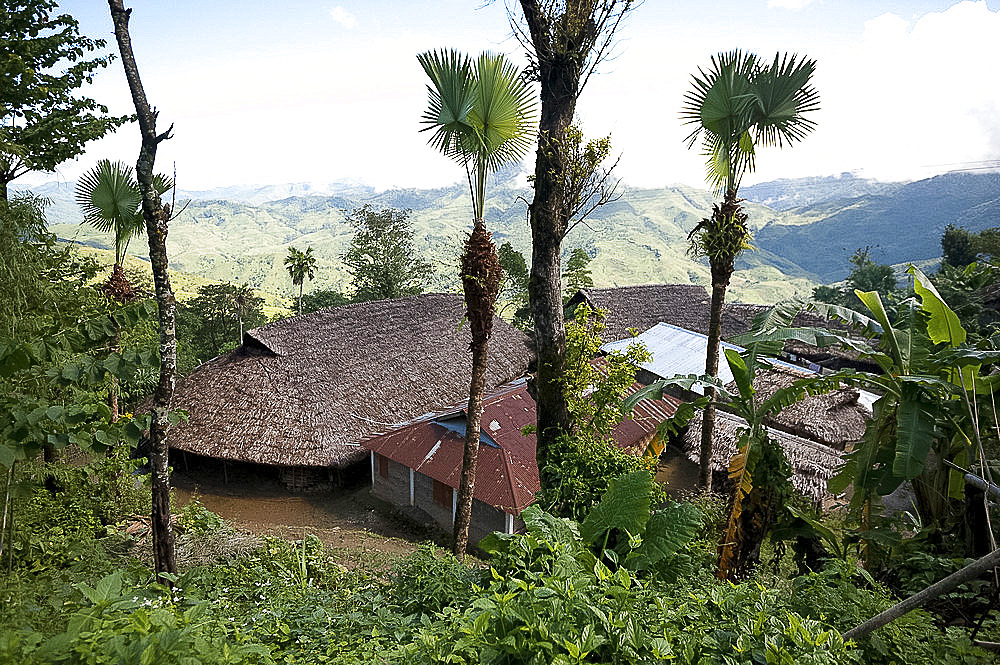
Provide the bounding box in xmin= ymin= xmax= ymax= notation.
xmin=732 ymin=266 xmax=1000 ymax=559
xmin=625 ymin=345 xmax=844 ymax=580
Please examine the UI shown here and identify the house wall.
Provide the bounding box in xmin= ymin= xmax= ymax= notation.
xmin=413 ymin=470 xmax=454 ymax=530
xmin=400 ymin=469 xmax=513 ymax=543
xmin=372 ymin=455 xmax=410 ymax=507
xmin=469 ymin=499 xmax=508 ymax=545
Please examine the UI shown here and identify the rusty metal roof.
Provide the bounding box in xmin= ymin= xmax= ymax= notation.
xmin=363 ymin=378 xmax=681 ymax=515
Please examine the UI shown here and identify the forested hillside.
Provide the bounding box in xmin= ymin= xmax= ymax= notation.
xmin=30 ymin=170 xmax=998 ymax=304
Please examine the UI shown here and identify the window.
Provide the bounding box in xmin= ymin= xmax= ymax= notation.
xmin=432 ymin=479 xmax=452 ymax=508
xmin=377 ymin=453 xmax=389 ymax=479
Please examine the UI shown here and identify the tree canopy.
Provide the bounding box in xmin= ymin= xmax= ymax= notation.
xmin=0 ymin=0 xmax=129 ymax=199
xmin=341 ymin=204 xmax=433 ymax=303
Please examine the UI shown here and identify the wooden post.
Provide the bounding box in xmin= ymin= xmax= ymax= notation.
xmin=844 ymin=546 xmax=1000 ymax=642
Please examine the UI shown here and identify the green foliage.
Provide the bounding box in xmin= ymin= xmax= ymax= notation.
xmin=497 ymin=241 xmax=530 ymax=329
xmin=0 ymin=193 xmax=101 ymax=339
xmin=537 ymin=431 xmax=659 ymax=523
xmin=299 ymin=288 xmax=351 ymax=314
xmin=1 ymin=297 xmax=161 ymax=466
xmin=942 ymin=224 xmax=979 ymax=268
xmin=391 ymin=544 xmax=481 ymax=616
xmin=930 ymin=261 xmax=1000 ymax=339
xmin=176 ymin=282 xmax=265 ymax=370
xmin=0 ymin=0 xmax=130 ymax=195
xmin=563 ymin=246 xmax=594 ymax=301
xmin=177 ymin=493 xmax=223 ymax=536
xmin=563 ymin=303 xmax=651 ymax=437
xmin=341 ymin=204 xmax=433 ymax=302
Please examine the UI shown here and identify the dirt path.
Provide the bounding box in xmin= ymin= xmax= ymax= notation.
xmin=172 ymin=463 xmax=441 ymax=558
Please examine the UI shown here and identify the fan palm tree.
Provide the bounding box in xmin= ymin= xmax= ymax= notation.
xmin=284 ymin=246 xmax=317 ymax=315
xmin=75 ymin=159 xmax=173 ymax=301
xmin=76 ymin=159 xmax=173 ymax=422
xmin=419 ymin=48 xmax=535 ymax=559
xmin=681 ymin=50 xmax=819 ymax=490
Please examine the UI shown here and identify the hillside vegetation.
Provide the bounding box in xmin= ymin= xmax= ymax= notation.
xmin=29 ymin=171 xmax=1000 ymax=304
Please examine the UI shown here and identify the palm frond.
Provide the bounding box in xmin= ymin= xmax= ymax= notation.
xmin=75 ymin=159 xmax=141 ymax=234
xmin=751 ymin=52 xmax=820 ymax=148
xmin=417 ymin=49 xmax=476 ymax=163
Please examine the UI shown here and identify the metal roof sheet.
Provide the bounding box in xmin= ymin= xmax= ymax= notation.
xmin=364 ymin=377 xmax=681 ymax=515
xmin=601 ymin=323 xmax=742 ymax=393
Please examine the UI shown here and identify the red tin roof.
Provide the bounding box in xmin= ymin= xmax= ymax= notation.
xmin=363 ymin=377 xmax=681 ymax=515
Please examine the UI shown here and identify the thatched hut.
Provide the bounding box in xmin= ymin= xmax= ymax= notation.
xmin=567 ymin=285 xmax=878 ymax=372
xmin=752 ymin=366 xmax=869 ymax=451
xmin=166 ymin=293 xmax=532 ymax=489
xmin=682 ymin=409 xmax=845 ymax=503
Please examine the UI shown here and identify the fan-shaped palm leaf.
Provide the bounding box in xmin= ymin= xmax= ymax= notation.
xmin=750 ymin=52 xmax=820 ymax=148
xmin=419 ymin=48 xmax=536 ymax=220
xmin=75 ymin=160 xmax=175 ymax=266
xmin=76 ymin=159 xmax=142 ymax=265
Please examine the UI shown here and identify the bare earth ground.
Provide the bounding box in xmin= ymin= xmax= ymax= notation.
xmin=170 ymin=461 xmax=443 ymax=559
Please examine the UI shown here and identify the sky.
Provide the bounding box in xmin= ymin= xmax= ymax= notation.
xmin=16 ymin=0 xmax=1000 ymax=193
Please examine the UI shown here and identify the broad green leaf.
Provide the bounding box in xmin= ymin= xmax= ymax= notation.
xmin=893 ymin=385 xmax=936 ymax=479
xmin=580 ymin=471 xmax=653 ymax=545
xmin=724 ymin=348 xmax=753 ymax=400
xmin=521 ymin=504 xmax=580 ymax=545
xmin=631 ymin=502 xmax=703 ymax=571
xmin=908 ymin=265 xmax=965 ymax=347
xmin=855 ymin=290 xmax=903 ymax=368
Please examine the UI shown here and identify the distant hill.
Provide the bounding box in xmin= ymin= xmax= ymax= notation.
xmin=754 ymin=171 xmax=1000 ymax=282
xmin=742 ymin=173 xmax=904 ymax=211
xmin=20 ymin=170 xmax=999 ymax=306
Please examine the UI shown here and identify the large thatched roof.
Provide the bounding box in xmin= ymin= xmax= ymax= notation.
xmin=166 ymin=293 xmax=533 ymax=468
xmin=683 ymin=410 xmax=845 ymax=502
xmin=568 ymin=285 xmax=878 ymax=371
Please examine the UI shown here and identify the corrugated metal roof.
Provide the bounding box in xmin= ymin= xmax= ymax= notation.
xmin=601 ymin=323 xmax=742 ymax=393
xmin=363 ymin=377 xmax=681 ymax=515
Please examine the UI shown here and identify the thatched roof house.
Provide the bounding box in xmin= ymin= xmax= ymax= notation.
xmin=568 ymin=285 xmax=878 ymax=372
xmin=753 ymin=366 xmax=869 ymax=450
xmin=683 ymin=410 xmax=845 ymax=502
xmin=166 ymin=293 xmax=533 ymax=470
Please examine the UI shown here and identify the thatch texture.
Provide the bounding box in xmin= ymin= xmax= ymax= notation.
xmin=568 ymin=285 xmax=878 ymax=371
xmin=752 ymin=367 xmax=869 ymax=450
xmin=166 ymin=293 xmax=532 ymax=468
xmin=566 ymin=285 xmax=711 ymax=343
xmin=683 ymin=410 xmax=845 ymax=502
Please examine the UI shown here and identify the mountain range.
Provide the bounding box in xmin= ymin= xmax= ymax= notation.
xmin=23 ymin=170 xmax=1000 ymax=307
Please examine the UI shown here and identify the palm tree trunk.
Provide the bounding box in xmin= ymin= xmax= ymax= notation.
xmin=699 ymin=275 xmax=729 ymax=490
xmin=453 ymin=220 xmax=502 ymax=560
xmin=109 ymin=0 xmax=177 ymax=576
xmin=298 ymin=282 xmax=303 ymax=315
xmin=453 ymin=338 xmax=489 ymax=559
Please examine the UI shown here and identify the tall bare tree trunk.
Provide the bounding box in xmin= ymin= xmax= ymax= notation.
xmin=453 ymin=338 xmax=489 ymax=559
xmin=519 ymin=0 xmax=580 ymax=488
xmin=108 ymin=0 xmax=177 ymax=576
xmin=699 ymin=278 xmax=728 ymax=491
xmin=453 ymin=220 xmax=501 ymax=560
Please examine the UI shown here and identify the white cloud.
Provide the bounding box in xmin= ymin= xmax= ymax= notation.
xmin=767 ymin=0 xmax=818 ymax=9
xmin=329 ymin=6 xmax=356 ymax=29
